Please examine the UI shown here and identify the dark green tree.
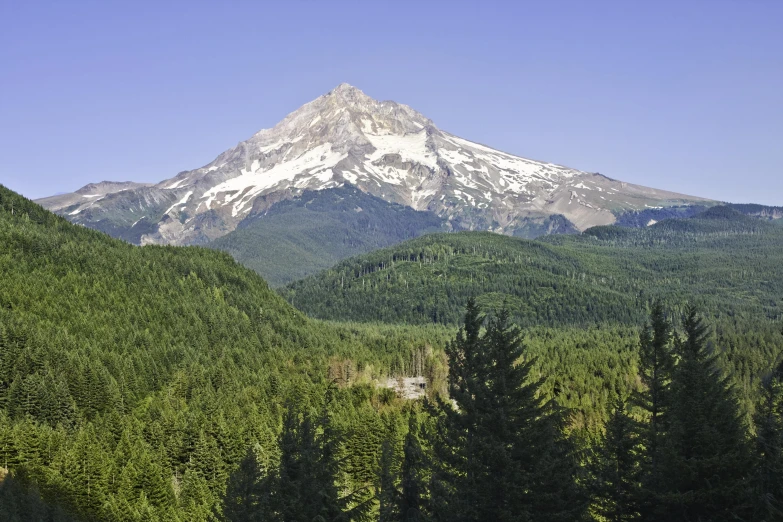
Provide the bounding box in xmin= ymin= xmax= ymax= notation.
xmin=377 ymin=439 xmax=400 ymax=522
xmin=262 ymin=391 xmax=372 ymax=522
xmin=633 ymin=302 xmax=674 ymax=518
xmin=751 ymin=365 xmax=783 ymax=521
xmin=658 ymin=306 xmax=753 ymax=521
xmin=430 ymin=300 xmax=586 ymax=521
xmin=399 ymin=414 xmax=428 ymax=522
xmin=221 ymin=446 xmax=264 ymax=522
xmin=590 ymin=399 xmax=642 ymax=521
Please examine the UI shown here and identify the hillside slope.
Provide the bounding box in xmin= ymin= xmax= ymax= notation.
xmin=0 ymin=184 xmax=444 ymax=520
xmin=282 ymin=207 xmax=783 ymax=327
xmin=205 ymin=185 xmax=446 ymax=286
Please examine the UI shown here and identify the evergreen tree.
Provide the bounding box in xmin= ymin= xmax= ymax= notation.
xmin=751 ymin=366 xmax=783 ymax=521
xmin=428 ymin=298 xmax=487 ymax=521
xmin=0 ymin=469 xmax=80 ymax=522
xmin=633 ymin=302 xmax=674 ymax=518
xmin=399 ymin=414 xmax=428 ymax=522
xmin=261 ymin=391 xmax=372 ymax=522
xmin=222 ymin=446 xmax=263 ymax=522
xmin=659 ymin=306 xmax=753 ymax=521
xmin=590 ymin=399 xmax=642 ymax=521
xmin=430 ymin=301 xmax=586 ymax=521
xmin=377 ymin=439 xmax=400 ymax=522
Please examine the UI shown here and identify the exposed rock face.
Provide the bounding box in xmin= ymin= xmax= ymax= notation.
xmin=38 ymin=83 xmax=709 ymax=244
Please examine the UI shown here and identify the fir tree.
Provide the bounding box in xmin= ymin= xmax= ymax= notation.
xmin=222 ymin=446 xmax=263 ymax=522
xmin=430 ymin=301 xmax=586 ymax=522
xmin=751 ymin=366 xmax=783 ymax=521
xmin=659 ymin=306 xmax=753 ymax=521
xmin=377 ymin=439 xmax=400 ymax=522
xmin=262 ymin=391 xmax=373 ymax=522
xmin=399 ymin=414 xmax=428 ymax=522
xmin=590 ymin=399 xmax=642 ymax=521
xmin=633 ymin=302 xmax=675 ymax=519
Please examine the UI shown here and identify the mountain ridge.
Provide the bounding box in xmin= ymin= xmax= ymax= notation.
xmin=37 ymin=84 xmax=710 ymax=248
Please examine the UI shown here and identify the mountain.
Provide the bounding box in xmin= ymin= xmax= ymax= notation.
xmin=205 ymin=185 xmax=446 ymax=286
xmin=38 ymin=84 xmax=709 ymax=250
xmin=281 ymin=206 xmax=783 ymax=327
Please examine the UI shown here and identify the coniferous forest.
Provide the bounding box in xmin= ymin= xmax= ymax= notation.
xmin=2 ymin=183 xmax=782 ymax=521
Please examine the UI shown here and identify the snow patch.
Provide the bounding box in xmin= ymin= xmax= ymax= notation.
xmin=165 ymin=191 xmax=193 ymax=215
xmin=365 ymin=130 xmax=437 ymax=169
xmin=202 ymin=143 xmax=347 ymax=216
xmin=165 ymin=178 xmax=188 ymax=190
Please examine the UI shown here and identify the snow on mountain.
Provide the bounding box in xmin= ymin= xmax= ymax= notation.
xmin=38 ymin=83 xmax=709 ymax=245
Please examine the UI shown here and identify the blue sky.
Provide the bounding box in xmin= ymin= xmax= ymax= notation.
xmin=2 ymin=0 xmax=781 ymax=204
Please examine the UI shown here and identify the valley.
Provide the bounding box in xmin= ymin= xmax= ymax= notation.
xmin=3 ymin=184 xmax=782 ymax=520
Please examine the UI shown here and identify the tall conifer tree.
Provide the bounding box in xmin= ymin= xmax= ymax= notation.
xmin=430 ymin=301 xmax=586 ymax=522
xmin=399 ymin=414 xmax=428 ymax=522
xmin=659 ymin=306 xmax=753 ymax=521
xmin=222 ymin=446 xmax=263 ymax=522
xmin=752 ymin=368 xmax=783 ymax=521
xmin=633 ymin=302 xmax=675 ymax=520
xmin=590 ymin=399 xmax=642 ymax=521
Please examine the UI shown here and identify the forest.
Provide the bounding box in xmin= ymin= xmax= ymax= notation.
xmin=1 ymin=184 xmax=782 ymax=521
xmin=206 ymin=186 xmax=446 ymax=287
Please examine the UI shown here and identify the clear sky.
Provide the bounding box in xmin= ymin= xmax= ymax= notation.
xmin=2 ymin=0 xmax=781 ymax=204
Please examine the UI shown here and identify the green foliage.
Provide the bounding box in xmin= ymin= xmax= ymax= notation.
xmin=2 ymin=184 xmax=781 ymax=521
xmin=283 ymin=209 xmax=783 ymax=328
xmin=655 ymin=307 xmax=754 ymax=521
xmin=0 ymin=184 xmax=438 ymax=520
xmin=753 ymin=367 xmax=783 ymax=520
xmin=633 ymin=302 xmax=675 ymax=497
xmin=207 ymin=186 xmax=446 ymax=286
xmin=589 ymin=400 xmax=643 ymax=521
xmin=221 ymin=447 xmax=264 ymax=521
xmin=0 ymin=469 xmax=83 ymax=522
xmin=283 ymin=209 xmax=783 ymax=428
xmin=429 ymin=301 xmax=587 ymax=521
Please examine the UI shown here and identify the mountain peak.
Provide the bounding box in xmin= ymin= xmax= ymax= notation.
xmin=330 ymin=82 xmax=363 ymax=95
xmin=38 ymin=87 xmax=710 ymax=247
xmin=321 ymin=82 xmax=375 ymax=109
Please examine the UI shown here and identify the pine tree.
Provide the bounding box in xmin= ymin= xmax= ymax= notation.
xmin=428 ymin=298 xmax=487 ymax=521
xmin=179 ymin=467 xmax=214 ymax=521
xmin=430 ymin=301 xmax=586 ymax=522
xmin=377 ymin=439 xmax=400 ymax=522
xmin=659 ymin=306 xmax=753 ymax=521
xmin=751 ymin=366 xmax=783 ymax=521
xmin=633 ymin=302 xmax=675 ymax=520
xmin=262 ymin=390 xmax=372 ymax=522
xmin=590 ymin=399 xmax=642 ymax=521
xmin=399 ymin=414 xmax=428 ymax=522
xmin=222 ymin=446 xmax=263 ymax=522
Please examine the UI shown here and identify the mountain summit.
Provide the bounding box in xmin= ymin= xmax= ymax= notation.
xmin=37 ymin=84 xmax=709 ymax=245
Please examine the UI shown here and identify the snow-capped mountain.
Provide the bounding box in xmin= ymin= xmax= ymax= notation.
xmin=37 ymin=83 xmax=709 ymax=245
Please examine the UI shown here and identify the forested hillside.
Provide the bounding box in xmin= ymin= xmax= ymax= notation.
xmin=283 ymin=207 xmax=783 ymax=327
xmin=0 ymin=185 xmax=446 ymax=520
xmin=206 ymin=186 xmax=447 ymax=286
xmin=282 ymin=206 xmax=783 ymax=427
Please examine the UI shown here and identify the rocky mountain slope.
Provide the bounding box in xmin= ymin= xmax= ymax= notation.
xmin=206 ymin=185 xmax=446 ymax=286
xmin=38 ymin=84 xmax=710 ymax=247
